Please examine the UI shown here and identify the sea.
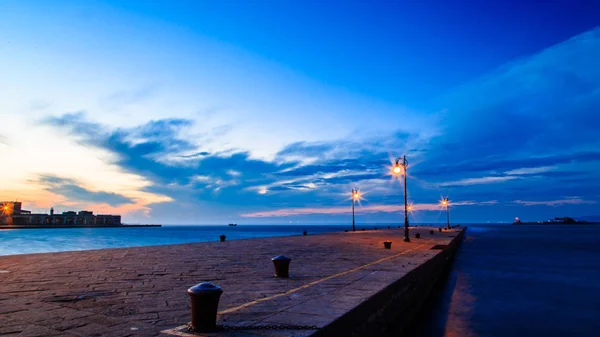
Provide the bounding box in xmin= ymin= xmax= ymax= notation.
xmin=1 ymin=223 xmax=599 ymax=336
xmin=410 ymin=224 xmax=600 ymax=337
xmin=0 ymin=224 xmax=350 ymax=256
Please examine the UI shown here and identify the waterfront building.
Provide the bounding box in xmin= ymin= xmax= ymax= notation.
xmin=0 ymin=201 xmax=121 ymax=226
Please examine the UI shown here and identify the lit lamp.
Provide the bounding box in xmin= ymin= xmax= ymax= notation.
xmin=351 ymin=188 xmax=360 ymax=232
xmin=442 ymin=197 xmax=450 ymax=229
xmin=392 ymin=155 xmax=410 ymax=242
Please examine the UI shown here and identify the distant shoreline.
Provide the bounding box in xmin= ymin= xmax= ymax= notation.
xmin=0 ymin=224 xmax=162 ymax=230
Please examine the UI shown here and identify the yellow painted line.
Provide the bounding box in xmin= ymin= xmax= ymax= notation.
xmin=162 ymin=239 xmax=434 ymax=336
xmin=161 ymin=327 xmax=192 ymax=337
xmin=218 ymin=239 xmax=432 ymax=314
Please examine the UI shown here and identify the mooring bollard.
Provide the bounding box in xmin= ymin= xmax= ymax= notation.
xmin=415 ymin=233 xmax=421 ymax=239
xmin=188 ymin=282 xmax=223 ymax=332
xmin=388 ymin=226 xmax=391 ymax=229
xmin=438 ymin=228 xmax=442 ymax=232
xmin=272 ymin=255 xmax=291 ymax=278
xmin=430 ymin=230 xmax=434 ymax=235
xmin=383 ymin=241 xmax=392 ymax=249
xmin=219 ymin=234 xmax=226 ymax=242
xmin=345 ymin=229 xmax=349 ymax=232
xmin=303 ymin=230 xmax=307 ymax=236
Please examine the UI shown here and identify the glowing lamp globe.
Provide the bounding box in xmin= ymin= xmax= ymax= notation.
xmin=393 ymin=166 xmax=402 ymax=174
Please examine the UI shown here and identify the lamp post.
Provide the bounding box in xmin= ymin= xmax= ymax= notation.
xmin=442 ymin=197 xmax=450 ymax=229
xmin=351 ymin=188 xmax=359 ymax=232
xmin=393 ymin=155 xmax=410 ymax=242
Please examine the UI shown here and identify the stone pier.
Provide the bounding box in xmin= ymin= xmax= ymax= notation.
xmin=0 ymin=226 xmax=465 ymax=337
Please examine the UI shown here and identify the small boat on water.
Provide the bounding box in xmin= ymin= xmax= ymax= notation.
xmin=228 ymin=223 xmax=237 ymax=226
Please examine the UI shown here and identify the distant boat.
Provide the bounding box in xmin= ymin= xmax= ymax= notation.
xmin=228 ymin=223 xmax=237 ymax=226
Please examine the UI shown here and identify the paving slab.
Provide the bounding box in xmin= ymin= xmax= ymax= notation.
xmin=0 ymin=227 xmax=463 ymax=337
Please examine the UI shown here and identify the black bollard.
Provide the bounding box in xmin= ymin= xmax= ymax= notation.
xmin=438 ymin=228 xmax=442 ymax=232
xmin=430 ymin=230 xmax=434 ymax=235
xmin=188 ymin=282 xmax=223 ymax=332
xmin=272 ymin=255 xmax=291 ymax=278
xmin=303 ymin=230 xmax=307 ymax=236
xmin=344 ymin=229 xmax=349 ymax=232
xmin=383 ymin=241 xmax=392 ymax=249
xmin=219 ymin=234 xmax=226 ymax=242
xmin=388 ymin=226 xmax=391 ymax=229
xmin=361 ymin=228 xmax=365 ymax=231
xmin=374 ymin=227 xmax=377 ymax=230
xmin=415 ymin=233 xmax=421 ymax=239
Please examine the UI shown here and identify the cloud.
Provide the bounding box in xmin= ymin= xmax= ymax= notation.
xmin=513 ymin=198 xmax=596 ymax=207
xmin=505 ymin=166 xmax=556 ymax=175
xmin=41 ymin=113 xmax=303 ymax=207
xmin=179 ymin=151 xmax=211 ymax=159
xmin=241 ymin=200 xmax=495 ymax=217
xmin=276 ymin=141 xmax=336 ymax=159
xmin=435 ymin=175 xmax=520 ymax=187
xmin=415 ymin=152 xmax=600 ymax=178
xmin=37 ymin=174 xmax=134 ymax=207
xmin=418 ymin=28 xmax=600 ymax=186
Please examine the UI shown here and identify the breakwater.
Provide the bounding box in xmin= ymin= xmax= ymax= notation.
xmin=0 ymin=226 xmax=465 ymax=336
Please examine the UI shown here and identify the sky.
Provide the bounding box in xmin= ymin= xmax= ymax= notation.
xmin=1 ymin=0 xmax=599 ymax=224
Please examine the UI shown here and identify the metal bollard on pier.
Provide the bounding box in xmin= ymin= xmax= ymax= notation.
xmin=272 ymin=255 xmax=291 ymax=278
xmin=187 ymin=282 xmax=223 ymax=332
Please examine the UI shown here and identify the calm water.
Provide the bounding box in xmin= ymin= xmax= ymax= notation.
xmin=0 ymin=224 xmax=358 ymax=256
xmin=411 ymin=224 xmax=600 ymax=337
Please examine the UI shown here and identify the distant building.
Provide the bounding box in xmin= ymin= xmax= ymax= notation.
xmin=1 ymin=201 xmax=23 ymax=225
xmin=0 ymin=201 xmax=121 ymax=226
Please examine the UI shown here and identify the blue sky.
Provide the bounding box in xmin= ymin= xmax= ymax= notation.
xmin=1 ymin=0 xmax=599 ymax=224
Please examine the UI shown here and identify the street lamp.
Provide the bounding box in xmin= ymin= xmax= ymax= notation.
xmin=351 ymin=188 xmax=360 ymax=232
xmin=392 ymin=155 xmax=410 ymax=242
xmin=442 ymin=197 xmax=450 ymax=229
